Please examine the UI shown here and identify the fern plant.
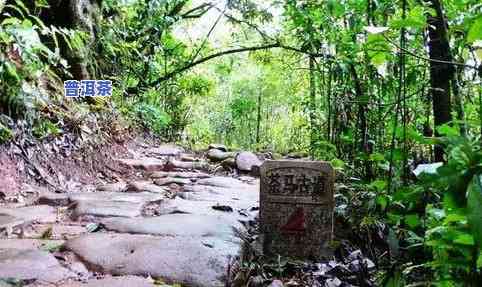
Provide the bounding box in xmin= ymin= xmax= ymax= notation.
xmin=0 ymin=0 xmax=84 ymax=119
xmin=424 ymin=134 xmax=482 ymax=286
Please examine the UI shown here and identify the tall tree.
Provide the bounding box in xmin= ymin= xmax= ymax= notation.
xmin=426 ymin=0 xmax=454 ymax=162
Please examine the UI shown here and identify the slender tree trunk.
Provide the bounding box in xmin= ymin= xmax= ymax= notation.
xmin=256 ymin=90 xmax=262 ymax=147
xmin=452 ymin=63 xmax=466 ymax=136
xmin=309 ymin=56 xmax=316 ymax=159
xmin=427 ymin=0 xmax=454 ymax=162
xmin=327 ymin=63 xmax=332 ymax=142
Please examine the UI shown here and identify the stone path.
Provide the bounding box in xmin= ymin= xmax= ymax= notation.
xmin=0 ymin=144 xmax=259 ymax=287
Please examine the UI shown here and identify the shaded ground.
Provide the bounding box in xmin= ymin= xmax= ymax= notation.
xmin=0 ymin=137 xmax=378 ymax=287
xmin=0 ymin=139 xmax=259 ymax=286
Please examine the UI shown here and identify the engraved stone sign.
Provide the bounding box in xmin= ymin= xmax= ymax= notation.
xmin=260 ymin=160 xmax=334 ymax=259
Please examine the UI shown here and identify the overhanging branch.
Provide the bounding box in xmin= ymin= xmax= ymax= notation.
xmin=152 ymin=42 xmax=332 ymax=84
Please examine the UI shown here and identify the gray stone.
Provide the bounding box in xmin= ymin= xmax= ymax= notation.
xmin=73 ymin=200 xmax=144 ymax=219
xmin=0 ymin=239 xmax=64 ymax=251
xmin=236 ymin=151 xmax=262 ymax=172
xmin=0 ymin=214 xmax=24 ymax=230
xmin=0 ymin=205 xmax=57 ymax=226
xmin=65 ymin=233 xmax=231 ymax=286
xmin=68 ymin=276 xmax=156 ymax=287
xmin=0 ymin=249 xmax=73 ymax=283
xmin=69 ymin=191 xmax=164 ymax=204
xmin=197 ymin=176 xmax=245 ymax=188
xmin=147 ymin=144 xmax=184 ymax=156
xmin=180 ymin=154 xmax=197 ymax=162
xmin=208 ymin=143 xmax=228 ymax=152
xmin=117 ymin=158 xmax=165 ymax=171
xmin=101 ymin=214 xmax=239 ymax=238
xmin=166 ymin=159 xmax=209 ymax=171
xmin=97 ymin=182 xmax=127 ymax=192
xmin=260 ymin=160 xmax=334 ymax=259
xmin=268 ymin=280 xmax=284 ymax=287
xmin=153 ymin=177 xmax=191 ymax=186
xmin=37 ymin=192 xmax=70 ymax=206
xmin=207 ymin=149 xmax=236 ymax=162
xmin=68 ymin=191 xmax=164 ymax=219
xmin=149 ymin=171 xmax=210 ymax=179
xmin=126 ymin=181 xmax=168 ymax=194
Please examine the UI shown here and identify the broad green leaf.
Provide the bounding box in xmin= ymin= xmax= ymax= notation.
xmin=454 ymin=233 xmax=475 ymax=246
xmin=370 ymin=179 xmax=387 ymax=191
xmin=445 ymin=213 xmax=467 ymax=224
xmin=467 ymin=16 xmax=482 ymax=43
xmin=330 ymin=158 xmax=345 ymax=170
xmin=467 ymin=175 xmax=482 ymax=248
xmin=377 ymin=195 xmax=388 ymax=210
xmin=370 ymin=153 xmax=385 ymax=162
xmin=474 ymin=40 xmax=482 ymax=61
xmin=437 ymin=124 xmax=459 ymax=137
xmin=405 ymin=214 xmax=420 ymax=229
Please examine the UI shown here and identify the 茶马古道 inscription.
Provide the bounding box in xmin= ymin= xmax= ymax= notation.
xmin=260 ymin=160 xmax=334 ymax=259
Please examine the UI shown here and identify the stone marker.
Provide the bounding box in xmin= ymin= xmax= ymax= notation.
xmin=260 ymin=160 xmax=334 ymax=259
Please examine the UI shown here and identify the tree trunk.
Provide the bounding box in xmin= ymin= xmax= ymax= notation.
xmin=309 ymin=56 xmax=316 ymax=159
xmin=40 ymin=0 xmax=101 ymax=80
xmin=427 ymin=0 xmax=454 ymax=162
xmin=256 ymin=90 xmax=262 ymax=147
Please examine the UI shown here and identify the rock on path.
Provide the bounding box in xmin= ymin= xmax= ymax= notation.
xmin=0 ymin=143 xmax=260 ymax=286
xmin=65 ymin=233 xmax=229 ymax=287
xmin=0 ymin=249 xmax=74 ymax=282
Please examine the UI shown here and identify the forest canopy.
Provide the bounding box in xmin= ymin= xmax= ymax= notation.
xmin=0 ymin=0 xmax=482 ymax=285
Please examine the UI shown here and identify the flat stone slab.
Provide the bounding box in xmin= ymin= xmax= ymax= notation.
xmin=149 ymin=171 xmax=211 ymax=179
xmin=65 ymin=233 xmax=231 ymax=286
xmin=55 ymin=276 xmax=155 ymax=287
xmin=0 ymin=249 xmax=73 ymax=283
xmin=196 ymin=176 xmax=246 ymax=188
xmin=146 ymin=144 xmax=184 ymax=156
xmin=117 ymin=158 xmax=165 ymax=171
xmin=73 ymin=200 xmax=144 ymax=219
xmin=126 ymin=181 xmax=168 ymax=194
xmin=0 ymin=205 xmax=57 ymax=230
xmin=66 ymin=192 xmax=164 ymax=219
xmin=101 ymin=214 xmax=239 ymax=238
xmin=0 ymin=239 xmax=64 ymax=251
xmin=69 ymin=192 xmax=164 ymax=204
xmin=153 ymin=177 xmax=192 ymax=186
xmin=38 ymin=191 xmax=165 ymax=208
xmin=97 ymin=182 xmax=127 ymax=192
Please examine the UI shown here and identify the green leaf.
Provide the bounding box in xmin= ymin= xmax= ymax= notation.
xmin=377 ymin=194 xmax=388 ymax=210
xmin=477 ymin=252 xmax=482 ymax=268
xmin=445 ymin=213 xmax=467 ymax=224
xmin=370 ymin=152 xmax=385 ymax=162
xmin=405 ymin=214 xmax=420 ymax=229
xmin=437 ymin=124 xmax=459 ymax=137
xmin=467 ymin=175 xmax=482 ymax=248
xmin=330 ymin=158 xmax=345 ymax=170
xmin=370 ymin=179 xmax=387 ymax=191
xmin=454 ymin=233 xmax=475 ymax=246
xmin=467 ymin=16 xmax=482 ymax=43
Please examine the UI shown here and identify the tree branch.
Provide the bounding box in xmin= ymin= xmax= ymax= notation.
xmin=151 ymin=42 xmax=332 ymax=84
xmin=180 ymin=2 xmax=213 ymax=19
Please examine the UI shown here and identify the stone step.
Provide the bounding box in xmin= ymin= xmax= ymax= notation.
xmin=65 ymin=233 xmax=231 ymax=286
xmin=0 ymin=249 xmax=74 ymax=283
